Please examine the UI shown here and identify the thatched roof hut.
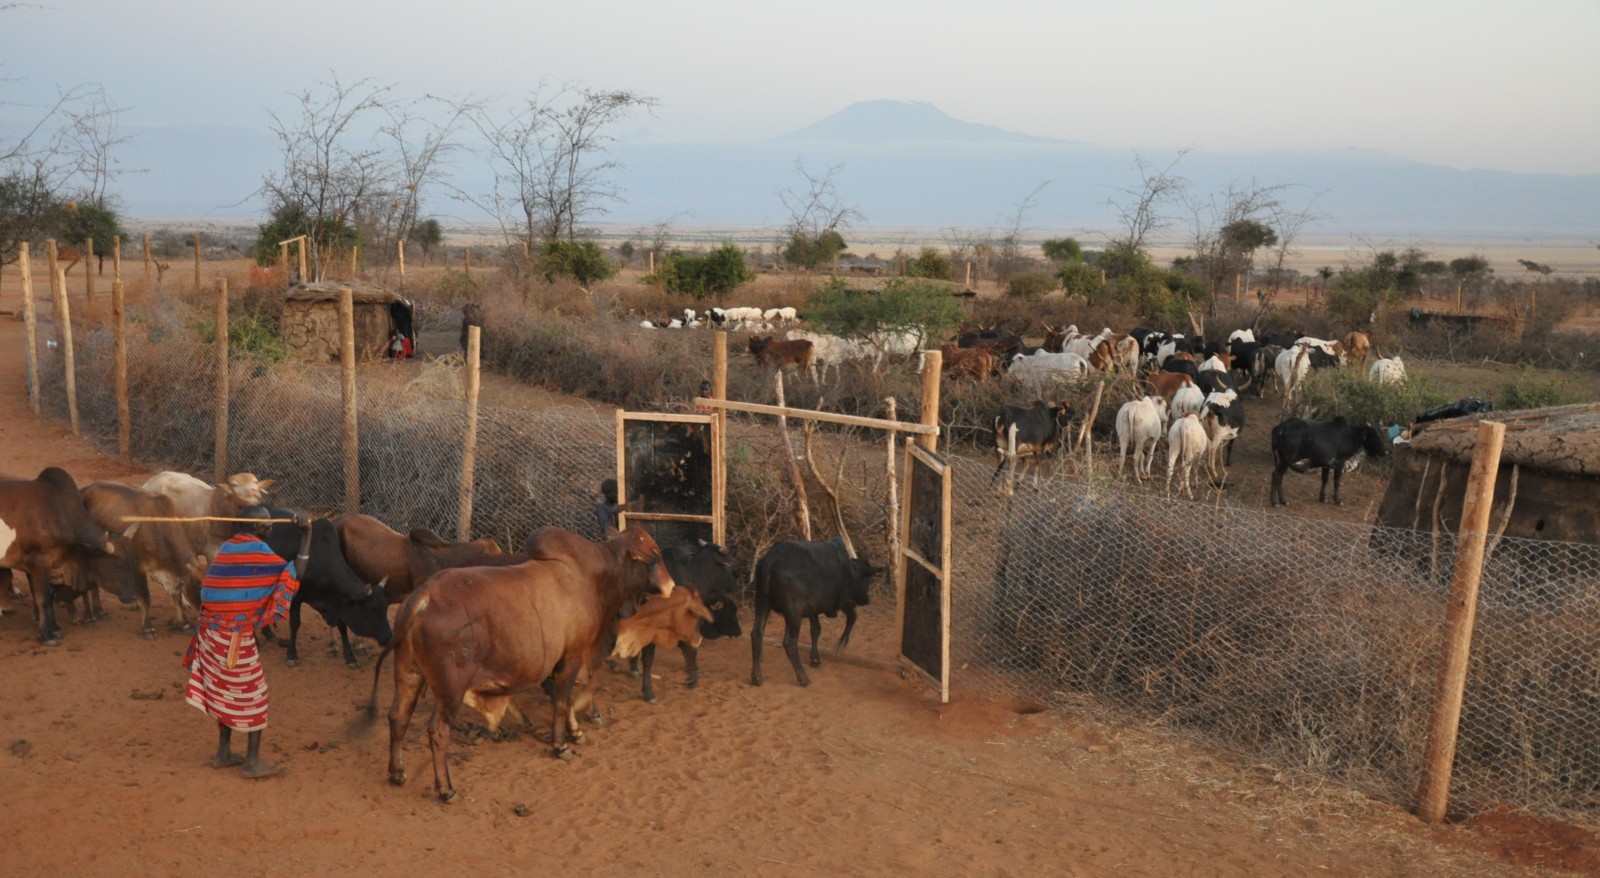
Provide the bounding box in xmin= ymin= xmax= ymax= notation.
xmin=1375 ymin=403 xmax=1600 ymax=544
xmin=281 ymin=282 xmax=413 ymax=363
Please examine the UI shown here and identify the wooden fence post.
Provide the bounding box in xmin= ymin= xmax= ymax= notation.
xmin=457 ymin=325 xmax=482 ymax=540
xmin=712 ymin=331 xmax=727 ymax=545
xmin=774 ymin=372 xmax=811 ymax=540
xmin=885 ymin=396 xmax=900 ymax=580
xmin=918 ymin=349 xmax=942 ymax=452
xmin=20 ymin=243 xmax=39 ymax=415
xmin=85 ymin=238 xmax=95 ymax=302
xmin=1416 ymin=419 xmax=1507 ymax=823
xmin=463 ymin=247 xmax=471 ymax=274
xmin=214 ymin=279 xmax=230 ymax=481
xmin=397 ymin=239 xmax=405 ymax=279
xmin=349 ymin=246 xmax=358 ymax=278
xmin=193 ymin=232 xmax=202 ymax=288
xmin=339 ymin=287 xmax=360 ymax=516
xmin=142 ymin=235 xmax=152 ymax=286
xmin=113 ymin=280 xmax=130 ymax=461
xmin=298 ymin=238 xmax=309 ymax=284
xmin=112 ymin=234 xmax=121 ymax=282
xmin=53 ymin=264 xmax=80 ymax=435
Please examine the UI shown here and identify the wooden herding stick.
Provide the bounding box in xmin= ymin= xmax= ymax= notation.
xmin=118 ymin=515 xmax=299 ymax=524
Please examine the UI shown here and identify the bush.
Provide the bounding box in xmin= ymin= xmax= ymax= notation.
xmin=1500 ymin=369 xmax=1585 ymax=411
xmin=1291 ymin=368 xmax=1449 ymax=426
xmin=538 ymin=239 xmax=616 ymax=288
xmin=1057 ymin=262 xmax=1101 ymax=300
xmin=659 ymin=243 xmax=754 ymax=301
xmin=1006 ymin=272 xmax=1057 ymax=300
xmin=902 ymin=247 xmax=952 ymax=281
xmin=803 ymin=277 xmax=966 ymax=344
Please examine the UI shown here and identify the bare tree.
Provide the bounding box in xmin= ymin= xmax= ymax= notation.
xmin=357 ymin=97 xmax=468 ymax=266
xmin=1107 ymin=149 xmax=1190 ymax=252
xmin=778 ymin=160 xmax=862 ymax=269
xmin=460 ymin=84 xmax=656 ymax=250
xmin=259 ymin=74 xmax=394 ymax=280
xmin=990 ymin=181 xmax=1049 ymax=281
xmin=60 ymin=86 xmax=130 ymax=207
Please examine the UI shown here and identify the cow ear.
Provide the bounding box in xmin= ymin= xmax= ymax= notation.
xmin=259 ymin=479 xmax=276 ymax=491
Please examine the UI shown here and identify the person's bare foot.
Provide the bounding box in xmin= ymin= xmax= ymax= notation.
xmin=209 ymin=753 xmax=245 ymax=769
xmin=241 ymin=761 xmax=284 ymax=779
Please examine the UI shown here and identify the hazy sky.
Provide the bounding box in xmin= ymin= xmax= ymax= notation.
xmin=5 ymin=0 xmax=1598 ymax=175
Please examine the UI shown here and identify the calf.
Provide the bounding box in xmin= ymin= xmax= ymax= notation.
xmin=751 ymin=537 xmax=878 ymax=687
xmin=934 ymin=344 xmax=999 ymax=380
xmin=631 ymin=540 xmax=743 ymax=703
xmin=1115 ymin=396 xmax=1168 ymax=482
xmin=991 ymin=401 xmax=1075 ymax=494
xmin=748 ymin=335 xmax=815 ymax=380
xmin=1166 ymin=414 xmax=1209 ymax=500
xmin=1269 ymin=417 xmax=1392 ymax=506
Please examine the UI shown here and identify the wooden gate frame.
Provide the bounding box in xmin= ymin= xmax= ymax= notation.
xmin=614 ymin=410 xmax=725 ymax=546
xmin=896 ymin=441 xmax=952 ymax=702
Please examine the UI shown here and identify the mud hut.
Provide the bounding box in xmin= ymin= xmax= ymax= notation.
xmin=281 ymin=282 xmax=415 ymax=363
xmin=1375 ymin=403 xmax=1600 ymax=544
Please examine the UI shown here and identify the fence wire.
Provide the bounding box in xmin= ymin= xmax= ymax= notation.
xmin=32 ymin=318 xmax=1600 ymax=821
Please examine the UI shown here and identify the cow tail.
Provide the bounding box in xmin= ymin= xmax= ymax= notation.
xmin=365 ymin=593 xmax=428 ymax=721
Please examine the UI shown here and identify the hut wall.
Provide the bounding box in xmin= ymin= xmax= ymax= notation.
xmin=282 ymin=301 xmax=392 ymax=362
xmin=1377 ymin=447 xmax=1600 ymax=544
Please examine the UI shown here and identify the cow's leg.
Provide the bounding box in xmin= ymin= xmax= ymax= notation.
xmin=639 ymin=643 xmax=658 ymax=703
xmin=546 ymin=659 xmax=581 ymax=758
xmin=285 ymin=598 xmax=303 ymax=666
xmin=1331 ymin=466 xmax=1345 ymax=505
xmin=807 ymin=615 xmax=823 ymax=667
xmin=750 ymin=593 xmax=770 ymax=687
xmin=426 ymin=706 xmax=458 ymax=803
xmin=28 ymin=562 xmax=62 ymax=645
xmin=1319 ymin=467 xmax=1331 ymax=503
xmin=837 ymin=607 xmax=858 ymax=654
xmin=1270 ymin=465 xmax=1286 ymax=506
xmin=338 ymin=623 xmax=359 ymax=669
xmin=783 ymin=613 xmax=810 ymax=687
xmin=680 ymin=641 xmax=699 ymax=690
xmin=386 ymin=657 xmax=425 ymax=788
xmin=87 ymin=586 xmax=108 ymax=621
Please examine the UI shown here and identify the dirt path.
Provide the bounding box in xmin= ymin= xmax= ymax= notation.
xmin=1 ymin=287 xmax=1595 ymax=877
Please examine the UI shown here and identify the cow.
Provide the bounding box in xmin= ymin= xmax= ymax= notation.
xmin=1275 ymin=343 xmax=1340 ymax=403
xmin=140 ymin=471 xmax=275 ymax=562
xmin=1143 ymin=371 xmax=1196 ymax=404
xmin=52 ymin=534 xmax=148 ymax=635
xmin=629 ymin=540 xmax=743 ymax=703
xmin=0 ymin=467 xmax=131 ymax=645
xmin=930 ymin=344 xmax=998 ymax=380
xmin=1008 ymin=350 xmax=1091 ymax=392
xmin=1115 ymin=395 xmax=1169 ymax=482
xmin=1171 ymin=382 xmax=1206 ymax=421
xmin=374 ymin=526 xmax=675 ymax=801
xmin=786 ymin=330 xmax=869 ymax=382
xmin=1343 ymin=332 xmax=1372 ymax=368
xmin=750 ymin=537 xmax=878 ymax=688
xmin=260 ymin=505 xmax=392 ymax=668
xmin=1227 ymin=329 xmax=1256 ymax=349
xmin=612 ymin=586 xmax=714 ymax=667
xmin=991 ymin=401 xmax=1075 ymax=495
xmin=81 ymin=481 xmax=209 ymax=631
xmin=1260 ymin=330 xmax=1305 ymax=349
xmin=335 ymin=513 xmax=504 ymax=606
xmin=748 ymin=335 xmax=815 ymax=380
xmin=1269 ymin=417 xmax=1392 ymax=506
xmin=1166 ymin=414 xmax=1209 ymax=500
xmin=1199 ymin=388 xmax=1246 ymax=483
xmin=1195 ymin=366 xmax=1239 ymax=396
xmin=1250 ymin=344 xmax=1284 ymax=398
xmin=1160 ymin=353 xmax=1200 ymax=382
xmin=1369 ymin=355 xmax=1406 ymax=385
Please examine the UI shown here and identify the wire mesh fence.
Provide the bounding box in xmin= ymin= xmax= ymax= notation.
xmin=29 ymin=313 xmax=1600 ymax=822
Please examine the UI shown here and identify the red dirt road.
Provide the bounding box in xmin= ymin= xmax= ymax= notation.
xmin=0 ymin=293 xmax=1593 ymax=877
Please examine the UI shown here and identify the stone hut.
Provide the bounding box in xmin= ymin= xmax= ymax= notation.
xmin=1375 ymin=403 xmax=1600 ymax=544
xmin=281 ymin=283 xmax=414 ymax=362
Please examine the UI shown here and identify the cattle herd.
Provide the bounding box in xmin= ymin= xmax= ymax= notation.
xmin=0 ymin=464 xmax=879 ymax=803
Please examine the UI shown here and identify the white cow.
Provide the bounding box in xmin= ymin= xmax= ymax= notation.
xmin=1171 ymin=382 xmax=1206 ymax=421
xmin=787 ymin=329 xmax=868 ymax=382
xmin=1228 ymin=328 xmax=1256 ymax=347
xmin=1008 ymin=351 xmax=1092 ymax=393
xmin=1369 ymin=355 xmax=1407 ymax=385
xmin=1115 ymin=395 xmax=1169 ymax=481
xmin=141 ymin=471 xmax=274 ymax=562
xmin=1165 ymin=414 xmax=1209 ymax=500
xmin=1198 ymin=388 xmax=1243 ymax=483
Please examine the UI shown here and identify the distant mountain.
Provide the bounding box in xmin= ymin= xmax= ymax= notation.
xmin=770 ymin=99 xmax=1068 ymax=145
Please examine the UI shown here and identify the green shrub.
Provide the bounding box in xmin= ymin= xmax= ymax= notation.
xmin=1291 ymin=368 xmax=1448 ymax=426
xmin=1006 ymin=271 xmax=1057 ymax=299
xmin=1057 ymin=261 xmax=1101 ymax=299
xmin=659 ymin=243 xmax=754 ymax=300
xmin=903 ymin=247 xmax=952 ymax=281
xmin=1499 ymin=369 xmax=1585 ymax=411
xmin=803 ymin=277 xmax=966 ymax=343
xmin=538 ymin=239 xmax=617 ymax=287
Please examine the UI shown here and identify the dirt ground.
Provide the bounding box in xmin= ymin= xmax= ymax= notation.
xmin=4 ymin=276 xmax=1600 ymax=877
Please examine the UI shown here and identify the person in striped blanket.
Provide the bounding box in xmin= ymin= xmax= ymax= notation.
xmin=184 ymin=506 xmax=311 ymax=779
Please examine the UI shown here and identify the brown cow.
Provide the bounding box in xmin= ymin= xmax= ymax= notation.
xmin=81 ymin=482 xmax=209 ymax=631
xmin=612 ymin=586 xmax=713 ymax=660
xmin=0 ymin=467 xmax=130 ymax=645
xmin=748 ymin=335 xmax=815 ymax=380
xmin=335 ymin=513 xmax=504 ymax=605
xmin=935 ymin=344 xmax=998 ymax=380
xmin=373 ymin=526 xmax=674 ymax=803
xmin=1343 ymin=331 xmax=1372 ymax=368
xmin=1143 ymin=371 xmax=1197 ymax=403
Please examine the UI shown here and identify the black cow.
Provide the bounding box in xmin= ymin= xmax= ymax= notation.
xmin=991 ymin=401 xmax=1075 ymax=487
xmin=1251 ymin=344 xmax=1284 ymax=397
xmin=1227 ymin=341 xmax=1261 ymax=390
xmin=1195 ymin=368 xmax=1238 ymax=396
xmin=750 ymin=538 xmax=878 ymax=687
xmin=261 ymin=504 xmax=392 ymax=668
xmin=631 ymin=540 xmax=743 ymax=703
xmin=1160 ymin=355 xmax=1200 ymax=381
xmin=1260 ymin=330 xmax=1305 ymax=348
xmin=1269 ymin=417 xmax=1392 ymax=506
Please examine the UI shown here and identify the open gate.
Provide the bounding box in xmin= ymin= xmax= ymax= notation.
xmin=897 ymin=442 xmax=951 ymax=702
xmin=615 ymin=410 xmax=724 ymax=547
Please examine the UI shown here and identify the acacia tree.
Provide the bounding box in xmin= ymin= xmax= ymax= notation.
xmin=462 ymin=85 xmax=656 ymax=250
xmin=778 ymin=160 xmax=861 ymax=270
xmin=1107 ymin=149 xmax=1190 ymax=253
xmin=0 ymin=83 xmax=124 ymax=265
xmin=259 ymin=74 xmax=394 ymax=280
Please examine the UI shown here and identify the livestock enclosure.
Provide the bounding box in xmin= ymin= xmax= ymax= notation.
xmin=26 ymin=290 xmax=1600 ymax=829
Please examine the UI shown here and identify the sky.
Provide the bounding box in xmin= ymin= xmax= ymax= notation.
xmin=3 ymin=0 xmax=1598 ymax=207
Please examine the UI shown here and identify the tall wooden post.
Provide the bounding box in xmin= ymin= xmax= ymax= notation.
xmin=193 ymin=233 xmax=202 ymax=288
xmin=20 ymin=243 xmax=39 ymax=415
xmin=712 ymin=331 xmax=728 ymax=545
xmin=647 ymin=251 xmax=654 ymax=274
xmin=112 ymin=234 xmax=121 ymax=282
xmin=917 ymin=349 xmax=942 ymax=452
xmin=349 ymin=246 xmax=358 ymax=278
xmin=214 ymin=279 xmax=230 ymax=481
xmin=457 ymin=325 xmax=482 ymax=540
xmin=47 ymin=238 xmax=58 ymax=282
xmin=298 ymin=238 xmax=308 ymax=284
xmin=774 ymin=373 xmax=811 ymax=540
xmin=279 ymin=242 xmax=289 ymax=271
xmin=1416 ymin=419 xmax=1507 ymax=823
xmin=397 ymin=239 xmax=406 ymax=279
xmin=965 ymin=261 xmax=972 ymax=288
xmin=85 ymin=238 xmax=95 ymax=302
xmin=113 ymin=280 xmax=130 ymax=461
xmin=339 ymin=287 xmax=360 ymax=516
xmin=885 ymin=396 xmax=900 ymax=581
xmin=53 ymin=265 xmax=80 ymax=435
xmin=462 ymin=247 xmax=471 ymax=274
xmin=142 ymin=235 xmax=152 ymax=286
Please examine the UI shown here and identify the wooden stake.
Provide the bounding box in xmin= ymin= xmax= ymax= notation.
xmin=457 ymin=325 xmax=481 ymax=540
xmin=463 ymin=248 xmax=471 ymax=274
xmin=712 ymin=331 xmax=728 ymax=545
xmin=214 ymin=279 xmax=230 ymax=482
xmin=917 ymin=349 xmax=942 ymax=452
xmin=298 ymin=238 xmax=308 ymax=284
xmin=20 ymin=243 xmax=39 ymax=415
xmin=142 ymin=235 xmax=152 ymax=286
xmin=85 ymin=238 xmax=95 ymax=302
xmin=1416 ymin=419 xmax=1507 ymax=824
xmin=112 ymin=234 xmax=121 ymax=282
xmin=648 ymin=250 xmax=654 ymax=274
xmin=339 ymin=287 xmax=360 ymax=515
xmin=965 ymin=261 xmax=972 ymax=287
xmin=349 ymin=246 xmax=358 ymax=278
xmin=53 ymin=265 xmax=79 ymax=435
xmin=397 ymin=238 xmax=405 ymax=279
xmin=193 ymin=232 xmax=202 ymax=288
xmin=114 ymin=280 xmax=130 ymax=461
xmin=885 ymin=397 xmax=900 ymax=579
xmin=774 ymin=372 xmax=811 ymax=539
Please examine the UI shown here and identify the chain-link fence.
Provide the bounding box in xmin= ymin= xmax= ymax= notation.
xmin=31 ymin=313 xmax=1600 ymax=822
